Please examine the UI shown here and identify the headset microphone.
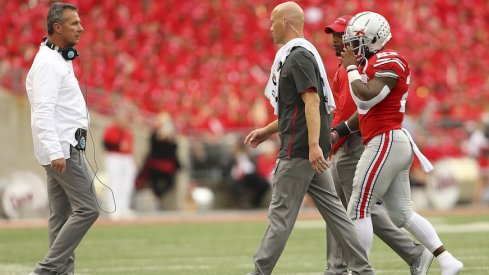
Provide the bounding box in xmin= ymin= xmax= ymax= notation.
xmin=42 ymin=36 xmax=79 ymax=60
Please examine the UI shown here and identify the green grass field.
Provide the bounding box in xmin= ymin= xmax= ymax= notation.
xmin=1 ymin=211 xmax=488 ymax=275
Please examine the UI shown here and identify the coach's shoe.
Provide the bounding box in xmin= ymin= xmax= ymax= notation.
xmin=324 ymin=268 xmax=350 ymax=275
xmin=410 ymin=248 xmax=434 ymax=275
xmin=246 ymin=273 xmax=259 ymax=275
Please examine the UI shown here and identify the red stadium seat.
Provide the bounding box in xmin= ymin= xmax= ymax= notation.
xmin=1 ymin=0 xmax=488 ymax=150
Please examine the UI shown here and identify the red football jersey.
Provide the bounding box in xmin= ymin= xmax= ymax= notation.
xmin=357 ymin=49 xmax=410 ymax=144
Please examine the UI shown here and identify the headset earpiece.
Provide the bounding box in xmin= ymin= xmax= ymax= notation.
xmin=61 ymin=47 xmax=78 ymax=60
xmin=43 ymin=37 xmax=78 ymax=61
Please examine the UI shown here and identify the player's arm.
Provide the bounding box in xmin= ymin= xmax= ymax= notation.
xmin=331 ymin=111 xmax=359 ymax=144
xmin=340 ymin=47 xmax=398 ymax=110
xmin=348 ymin=75 xmax=397 ymax=111
xmin=345 ymin=112 xmax=359 ymax=131
xmin=350 ymin=75 xmax=397 ymax=101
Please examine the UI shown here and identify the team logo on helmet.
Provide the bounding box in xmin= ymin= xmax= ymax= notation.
xmin=355 ymin=30 xmax=365 ymax=36
xmin=343 ymin=11 xmax=392 ymax=61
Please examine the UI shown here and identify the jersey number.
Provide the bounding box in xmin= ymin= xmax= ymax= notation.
xmin=376 ymin=51 xmax=399 ymax=58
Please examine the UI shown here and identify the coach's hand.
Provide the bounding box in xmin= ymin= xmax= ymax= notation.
xmin=244 ymin=127 xmax=270 ymax=148
xmin=51 ymin=158 xmax=66 ymax=173
xmin=309 ymin=144 xmax=329 ymax=173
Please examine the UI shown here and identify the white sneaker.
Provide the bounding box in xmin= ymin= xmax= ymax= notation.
xmin=441 ymin=259 xmax=463 ymax=275
xmin=438 ymin=251 xmax=463 ymax=275
xmin=410 ymin=248 xmax=434 ymax=275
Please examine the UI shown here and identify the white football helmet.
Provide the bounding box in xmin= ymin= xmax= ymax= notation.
xmin=342 ymin=11 xmax=392 ymax=61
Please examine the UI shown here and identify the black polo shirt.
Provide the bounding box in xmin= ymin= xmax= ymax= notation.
xmin=277 ymin=46 xmax=332 ymax=159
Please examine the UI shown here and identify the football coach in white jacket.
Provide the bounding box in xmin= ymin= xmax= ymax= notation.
xmin=26 ymin=3 xmax=99 ymax=275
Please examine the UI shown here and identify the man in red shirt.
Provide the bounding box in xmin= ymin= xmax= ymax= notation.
xmin=324 ymin=15 xmax=432 ymax=275
xmin=339 ymin=11 xmax=463 ymax=275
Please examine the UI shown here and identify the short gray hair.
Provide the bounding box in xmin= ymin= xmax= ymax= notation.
xmin=47 ymin=2 xmax=78 ymax=35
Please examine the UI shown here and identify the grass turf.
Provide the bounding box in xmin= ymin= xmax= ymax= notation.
xmin=1 ymin=213 xmax=488 ymax=275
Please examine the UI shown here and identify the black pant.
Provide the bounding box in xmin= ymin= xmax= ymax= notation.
xmin=234 ymin=173 xmax=270 ymax=208
xmin=149 ymin=171 xmax=176 ymax=198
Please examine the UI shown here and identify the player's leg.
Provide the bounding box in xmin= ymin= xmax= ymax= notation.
xmin=384 ymin=172 xmax=463 ymax=275
xmin=381 ymin=131 xmax=463 ymax=275
xmin=371 ymin=202 xmax=425 ymax=264
xmin=309 ymin=170 xmax=374 ymax=275
xmin=352 ymin=129 xmax=431 ymax=273
xmin=371 ymin=202 xmax=432 ymax=275
xmin=326 ymin=138 xmax=361 ymax=275
xmin=251 ymin=158 xmax=312 ymax=275
xmin=347 ymin=131 xmax=401 ymax=253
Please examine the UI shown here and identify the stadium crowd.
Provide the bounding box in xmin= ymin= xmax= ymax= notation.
xmin=1 ymin=0 xmax=488 ymax=166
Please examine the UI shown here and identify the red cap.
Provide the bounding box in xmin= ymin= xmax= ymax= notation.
xmin=324 ymin=15 xmax=353 ymax=34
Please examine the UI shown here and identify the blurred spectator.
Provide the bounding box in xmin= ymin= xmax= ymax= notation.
xmin=230 ymin=138 xmax=269 ymax=209
xmin=255 ymin=140 xmax=278 ymax=185
xmin=135 ymin=112 xmax=181 ymax=207
xmin=103 ymin=109 xmax=136 ymax=219
xmin=0 ymin=0 xmax=484 ymax=134
xmin=2 ymin=0 xmax=489 ymax=198
xmin=463 ymin=120 xmax=489 ymax=206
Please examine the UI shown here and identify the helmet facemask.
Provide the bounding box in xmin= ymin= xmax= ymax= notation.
xmin=342 ymin=33 xmax=371 ymax=62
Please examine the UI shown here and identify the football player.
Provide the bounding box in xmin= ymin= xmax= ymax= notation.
xmin=336 ymin=11 xmax=463 ymax=275
xmin=325 ymin=15 xmax=433 ymax=275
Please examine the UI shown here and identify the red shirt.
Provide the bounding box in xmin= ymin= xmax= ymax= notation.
xmin=358 ymin=49 xmax=410 ymax=144
xmin=331 ymin=64 xmax=358 ymax=154
xmin=103 ymin=124 xmax=133 ymax=154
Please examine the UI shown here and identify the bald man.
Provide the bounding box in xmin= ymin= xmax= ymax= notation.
xmin=244 ymin=2 xmax=374 ymax=275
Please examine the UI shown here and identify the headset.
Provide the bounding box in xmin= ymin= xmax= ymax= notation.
xmin=42 ymin=36 xmax=78 ymax=60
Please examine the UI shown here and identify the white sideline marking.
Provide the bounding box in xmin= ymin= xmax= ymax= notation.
xmin=0 ymin=263 xmax=93 ymax=275
xmin=0 ymin=262 xmax=212 ymax=275
xmin=431 ymin=222 xmax=489 ymax=233
xmin=88 ymin=264 xmax=212 ymax=273
xmin=295 ymin=220 xmax=489 ymax=233
xmin=0 ymin=264 xmax=31 ymax=275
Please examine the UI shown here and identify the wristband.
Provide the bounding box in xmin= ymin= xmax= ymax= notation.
xmin=347 ymin=69 xmax=361 ymax=83
xmin=346 ymin=65 xmax=358 ymax=73
xmin=345 ymin=121 xmax=359 ymax=133
xmin=332 ymin=121 xmax=351 ymax=138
